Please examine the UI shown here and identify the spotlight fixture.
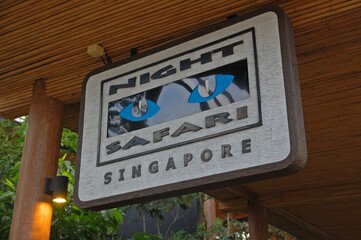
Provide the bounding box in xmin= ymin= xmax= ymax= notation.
xmin=45 ymin=176 xmax=69 ymax=203
xmin=87 ymin=43 xmax=112 ymax=65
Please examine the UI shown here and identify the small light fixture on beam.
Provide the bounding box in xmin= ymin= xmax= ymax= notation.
xmin=45 ymin=176 xmax=69 ymax=203
xmin=87 ymin=43 xmax=112 ymax=65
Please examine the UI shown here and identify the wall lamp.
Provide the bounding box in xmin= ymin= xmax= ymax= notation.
xmin=45 ymin=176 xmax=69 ymax=203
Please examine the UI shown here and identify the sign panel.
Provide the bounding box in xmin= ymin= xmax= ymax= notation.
xmin=75 ymin=7 xmax=307 ymax=209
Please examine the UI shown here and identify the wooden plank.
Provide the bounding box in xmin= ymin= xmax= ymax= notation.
xmin=1 ymin=0 xmax=357 ymax=68
xmin=0 ymin=0 xmax=267 ymax=72
xmin=0 ymin=1 xmax=358 ymax=94
xmin=0 ymin=27 xmax=357 ymax=103
xmin=8 ymin=24 xmax=355 ymax=92
xmin=0 ymin=2 xmax=352 ymax=55
xmin=9 ymin=80 xmax=64 ymax=239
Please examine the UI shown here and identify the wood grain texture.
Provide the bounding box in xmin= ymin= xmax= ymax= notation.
xmin=0 ymin=0 xmax=360 ymax=117
xmin=248 ymin=197 xmax=268 ymax=240
xmin=284 ymin=196 xmax=361 ymax=240
xmin=268 ymin=208 xmax=338 ymax=240
xmin=9 ymin=80 xmax=64 ymax=240
xmin=217 ymin=182 xmax=361 ymax=212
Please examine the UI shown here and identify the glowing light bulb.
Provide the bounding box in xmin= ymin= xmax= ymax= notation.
xmin=52 ymin=197 xmax=66 ymax=203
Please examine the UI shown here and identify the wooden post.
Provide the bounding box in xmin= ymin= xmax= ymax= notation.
xmin=248 ymin=197 xmax=268 ymax=240
xmin=227 ymin=212 xmax=237 ymax=235
xmin=9 ymin=80 xmax=64 ymax=240
xmin=203 ymin=198 xmax=217 ymax=229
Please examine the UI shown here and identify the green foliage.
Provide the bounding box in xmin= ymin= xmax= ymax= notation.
xmin=0 ymin=118 xmax=26 ymax=188
xmin=0 ymin=118 xmax=26 ymax=239
xmin=134 ymin=193 xmax=195 ymax=220
xmin=50 ymin=157 xmax=123 ymax=240
xmin=53 ymin=129 xmax=124 ymax=239
xmin=60 ymin=128 xmax=78 ymax=154
xmin=0 ymin=119 xmax=123 ymax=239
xmin=166 ymin=230 xmax=196 ymax=240
xmin=0 ymin=178 xmax=15 ymax=238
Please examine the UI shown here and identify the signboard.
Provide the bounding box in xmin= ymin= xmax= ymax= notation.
xmin=75 ymin=7 xmax=307 ymax=209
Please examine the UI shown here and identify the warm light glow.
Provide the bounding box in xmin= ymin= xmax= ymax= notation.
xmin=52 ymin=198 xmax=66 ymax=203
xmin=32 ymin=202 xmax=53 ymax=238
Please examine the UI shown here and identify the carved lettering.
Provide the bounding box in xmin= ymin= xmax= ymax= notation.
xmin=119 ymin=169 xmax=125 ymax=181
xmin=132 ymin=165 xmax=142 ymax=178
xmin=180 ymin=52 xmax=212 ymax=71
xmin=149 ymin=161 xmax=159 ymax=174
xmin=171 ymin=122 xmax=202 ymax=137
xmin=201 ymin=149 xmax=213 ymax=162
xmin=221 ymin=144 xmax=233 ymax=158
xmin=237 ymin=106 xmax=248 ymax=120
xmin=123 ymin=136 xmax=150 ymax=150
xmin=151 ymin=65 xmax=176 ymax=79
xmin=153 ymin=128 xmax=170 ymax=142
xmin=205 ymin=112 xmax=233 ymax=128
xmin=242 ymin=139 xmax=251 ymax=153
xmin=106 ymin=141 xmax=121 ymax=154
xmin=166 ymin=157 xmax=176 ymax=171
xmin=104 ymin=172 xmax=112 ymax=185
xmin=183 ymin=153 xmax=193 ymax=167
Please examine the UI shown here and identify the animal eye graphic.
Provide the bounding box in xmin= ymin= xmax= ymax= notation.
xmin=188 ymin=74 xmax=234 ymax=103
xmin=120 ymin=99 xmax=160 ymax=122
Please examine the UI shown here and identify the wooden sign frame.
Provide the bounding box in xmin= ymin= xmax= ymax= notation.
xmin=74 ymin=6 xmax=307 ymax=210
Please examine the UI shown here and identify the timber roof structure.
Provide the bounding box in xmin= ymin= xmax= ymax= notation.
xmin=1 ymin=1 xmax=361 ymax=239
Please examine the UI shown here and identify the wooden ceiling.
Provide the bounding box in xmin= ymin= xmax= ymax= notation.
xmin=1 ymin=0 xmax=361 ymax=239
xmin=0 ymin=0 xmax=360 ymax=118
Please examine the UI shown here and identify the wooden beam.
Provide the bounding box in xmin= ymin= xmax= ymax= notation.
xmin=248 ymin=197 xmax=268 ymax=240
xmin=225 ymin=185 xmax=257 ymax=200
xmin=268 ymin=208 xmax=339 ymax=240
xmin=218 ymin=198 xmax=248 ymax=212
xmin=215 ymin=186 xmax=257 ymax=212
xmin=9 ymin=80 xmax=64 ymax=239
xmin=218 ymin=183 xmax=361 ymax=212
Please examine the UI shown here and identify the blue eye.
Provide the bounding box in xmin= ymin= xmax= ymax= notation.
xmin=188 ymin=74 xmax=234 ymax=103
xmin=120 ymin=99 xmax=160 ymax=122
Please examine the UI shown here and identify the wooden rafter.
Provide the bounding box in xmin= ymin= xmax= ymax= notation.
xmin=217 ymin=183 xmax=361 ymax=212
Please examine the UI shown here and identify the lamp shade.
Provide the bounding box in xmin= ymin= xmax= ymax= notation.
xmin=45 ymin=176 xmax=69 ymax=203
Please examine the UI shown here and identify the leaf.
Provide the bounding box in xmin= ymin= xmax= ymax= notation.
xmin=0 ymin=191 xmax=14 ymax=201
xmin=4 ymin=179 xmax=15 ymax=191
xmin=60 ymin=153 xmax=67 ymax=161
xmin=110 ymin=209 xmax=123 ymax=223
